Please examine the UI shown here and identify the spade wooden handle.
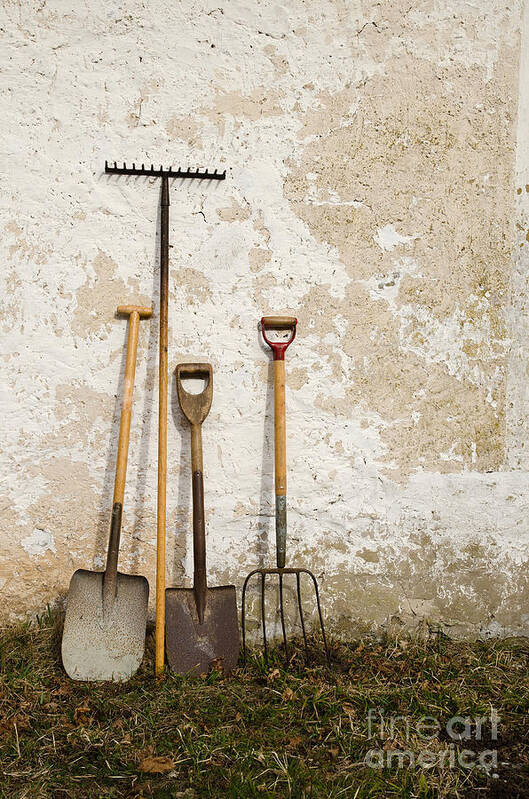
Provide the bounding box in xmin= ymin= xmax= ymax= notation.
xmin=175 ymin=363 xmax=214 ymax=626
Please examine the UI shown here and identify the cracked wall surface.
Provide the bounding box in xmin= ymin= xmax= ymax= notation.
xmin=1 ymin=0 xmax=529 ymax=639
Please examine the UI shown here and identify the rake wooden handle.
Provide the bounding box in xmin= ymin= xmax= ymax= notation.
xmin=155 ymin=176 xmax=169 ymax=676
xmin=104 ymin=306 xmax=151 ymax=609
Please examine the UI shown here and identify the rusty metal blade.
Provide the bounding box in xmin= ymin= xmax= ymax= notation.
xmin=165 ymin=586 xmax=239 ymax=675
xmin=61 ymin=569 xmax=148 ymax=682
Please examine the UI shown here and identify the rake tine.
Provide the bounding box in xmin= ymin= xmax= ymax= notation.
xmin=261 ymin=572 xmax=268 ymax=663
xmin=307 ymin=571 xmax=331 ymax=667
xmin=278 ymin=572 xmax=289 ymax=661
xmin=296 ymin=572 xmax=309 ymax=663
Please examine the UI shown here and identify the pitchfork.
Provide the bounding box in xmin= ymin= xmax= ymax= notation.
xmin=241 ymin=316 xmax=330 ymax=666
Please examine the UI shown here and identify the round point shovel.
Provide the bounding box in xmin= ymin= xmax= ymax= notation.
xmin=165 ymin=363 xmax=239 ymax=675
xmin=61 ymin=305 xmax=152 ymax=682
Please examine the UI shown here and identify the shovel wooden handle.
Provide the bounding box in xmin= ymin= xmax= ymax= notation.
xmin=104 ymin=305 xmax=152 ymax=608
xmin=175 ymin=364 xmax=213 ymax=625
xmin=260 ymin=316 xmax=297 ymax=568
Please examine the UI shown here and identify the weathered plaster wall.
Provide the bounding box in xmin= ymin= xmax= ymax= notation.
xmin=1 ymin=0 xmax=528 ymax=638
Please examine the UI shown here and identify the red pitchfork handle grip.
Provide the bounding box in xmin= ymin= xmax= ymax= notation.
xmin=261 ymin=316 xmax=297 ymax=361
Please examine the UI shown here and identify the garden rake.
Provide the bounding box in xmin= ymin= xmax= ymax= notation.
xmin=241 ymin=316 xmax=330 ymax=666
xmin=105 ymin=161 xmax=226 ymax=675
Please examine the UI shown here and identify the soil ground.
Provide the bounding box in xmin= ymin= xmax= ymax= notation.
xmin=0 ymin=610 xmax=528 ymax=798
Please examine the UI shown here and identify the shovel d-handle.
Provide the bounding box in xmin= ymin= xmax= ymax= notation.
xmin=175 ymin=363 xmax=213 ymax=624
xmin=260 ymin=316 xmax=297 ymax=569
xmin=103 ymin=304 xmax=152 ymax=612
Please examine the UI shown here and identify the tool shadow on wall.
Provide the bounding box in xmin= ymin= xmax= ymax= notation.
xmin=248 ymin=339 xmax=287 ymax=645
xmin=92 ymin=175 xmax=160 ymax=575
xmin=129 ymin=186 xmax=160 ymax=571
xmin=257 ymin=354 xmax=275 ymax=569
xmin=93 ymin=322 xmax=130 ymax=567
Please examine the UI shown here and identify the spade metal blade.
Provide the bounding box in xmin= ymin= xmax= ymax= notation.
xmin=165 ymin=586 xmax=239 ymax=676
xmin=61 ymin=569 xmax=148 ymax=682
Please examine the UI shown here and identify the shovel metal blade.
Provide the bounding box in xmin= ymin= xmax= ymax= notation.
xmin=61 ymin=569 xmax=149 ymax=682
xmin=165 ymin=586 xmax=239 ymax=675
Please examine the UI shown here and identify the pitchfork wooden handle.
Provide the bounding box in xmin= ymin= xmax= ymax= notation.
xmin=260 ymin=316 xmax=297 ymax=569
xmin=274 ymin=359 xmax=287 ymax=569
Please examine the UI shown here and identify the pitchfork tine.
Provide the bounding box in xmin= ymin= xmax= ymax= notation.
xmin=241 ymin=568 xmax=330 ymax=667
xmin=278 ymin=573 xmax=289 ymax=661
xmin=296 ymin=572 xmax=309 ymax=662
xmin=261 ymin=572 xmax=268 ymax=662
xmin=308 ymin=571 xmax=331 ymax=666
xmin=241 ymin=571 xmax=250 ymax=663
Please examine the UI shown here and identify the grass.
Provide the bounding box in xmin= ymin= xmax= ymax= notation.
xmin=0 ymin=610 xmax=528 ymax=798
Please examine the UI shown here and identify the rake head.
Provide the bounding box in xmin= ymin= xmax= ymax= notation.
xmin=104 ymin=161 xmax=226 ymax=180
xmin=241 ymin=567 xmax=331 ymax=667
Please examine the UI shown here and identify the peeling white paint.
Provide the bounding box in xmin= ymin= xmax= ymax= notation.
xmin=21 ymin=529 xmax=56 ymax=559
xmin=373 ymin=225 xmax=418 ymax=252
